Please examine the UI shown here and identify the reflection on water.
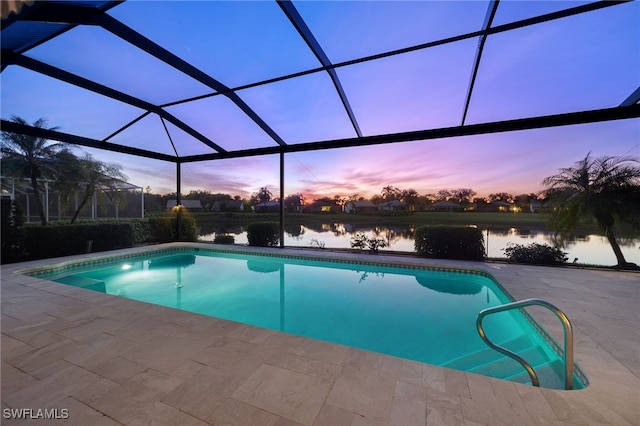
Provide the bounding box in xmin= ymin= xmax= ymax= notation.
xmin=200 ymin=224 xmax=639 ymax=267
xmin=415 ymin=274 xmax=483 ymax=295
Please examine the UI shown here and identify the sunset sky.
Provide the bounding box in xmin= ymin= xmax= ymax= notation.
xmin=1 ymin=1 xmax=638 ymax=200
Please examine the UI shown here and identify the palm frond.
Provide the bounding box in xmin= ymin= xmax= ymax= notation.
xmin=541 ymin=153 xmax=640 ymax=266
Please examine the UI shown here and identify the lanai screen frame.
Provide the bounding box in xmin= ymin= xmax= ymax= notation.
xmin=2 ymin=0 xmax=639 ymax=246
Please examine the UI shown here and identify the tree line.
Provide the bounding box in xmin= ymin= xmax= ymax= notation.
xmin=171 ymin=185 xmax=539 ymax=213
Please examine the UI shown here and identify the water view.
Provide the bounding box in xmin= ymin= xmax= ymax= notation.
xmin=200 ymin=224 xmax=639 ymax=267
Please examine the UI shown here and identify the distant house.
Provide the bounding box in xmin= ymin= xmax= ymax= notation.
xmin=227 ymin=200 xmax=245 ymax=212
xmin=377 ymin=199 xmax=407 ymax=211
xmin=473 ymin=201 xmax=491 ymax=212
xmin=254 ymin=200 xmax=280 ymax=213
xmin=344 ymin=200 xmax=377 ymax=214
xmin=166 ymin=199 xmax=203 ymax=211
xmin=303 ymin=200 xmax=339 ymax=213
xmin=212 ymin=200 xmax=244 ymax=212
xmin=489 ymin=201 xmax=512 ymax=212
xmin=529 ymin=200 xmax=543 ymax=213
xmin=432 ymin=201 xmax=464 ymax=212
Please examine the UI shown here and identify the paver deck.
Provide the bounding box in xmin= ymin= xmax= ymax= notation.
xmin=2 ymin=243 xmax=638 ymax=425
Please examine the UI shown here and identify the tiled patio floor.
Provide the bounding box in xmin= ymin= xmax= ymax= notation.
xmin=2 ymin=243 xmax=638 ymax=425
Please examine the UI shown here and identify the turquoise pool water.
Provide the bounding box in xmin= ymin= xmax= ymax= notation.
xmin=33 ymin=249 xmax=585 ymax=389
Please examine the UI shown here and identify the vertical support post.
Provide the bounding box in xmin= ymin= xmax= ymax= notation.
xmin=141 ymin=187 xmax=145 ymax=218
xmin=26 ymin=193 xmax=30 ymax=223
xmin=279 ymin=151 xmax=285 ymax=248
xmin=176 ymin=161 xmax=182 ymax=241
xmin=45 ymin=181 xmax=49 ymax=223
xmin=57 ymin=194 xmax=61 ymax=219
xmin=92 ymin=192 xmax=97 ymax=219
xmin=486 ymin=228 xmax=489 ymax=258
xmin=279 ymin=265 xmax=285 ymax=332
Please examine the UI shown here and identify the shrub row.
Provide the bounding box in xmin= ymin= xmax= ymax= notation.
xmin=503 ymin=242 xmax=568 ymax=265
xmin=147 ymin=215 xmax=197 ymax=243
xmin=24 ymin=222 xmax=136 ymax=260
xmin=213 ymin=234 xmax=235 ymax=244
xmin=1 ymin=199 xmax=25 ymax=263
xmin=414 ymin=225 xmax=485 ymax=261
xmin=350 ymin=233 xmax=387 ymax=252
xmin=246 ymin=222 xmax=280 ymax=247
xmin=1 ymin=211 xmax=198 ymax=262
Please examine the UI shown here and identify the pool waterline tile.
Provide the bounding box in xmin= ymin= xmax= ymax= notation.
xmin=20 ymin=244 xmax=497 ymax=280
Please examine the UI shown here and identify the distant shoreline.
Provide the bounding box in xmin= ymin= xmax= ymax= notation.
xmin=186 ymin=211 xmax=637 ymax=238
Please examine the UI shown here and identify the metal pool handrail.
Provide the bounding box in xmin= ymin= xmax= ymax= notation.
xmin=476 ymin=298 xmax=574 ymax=390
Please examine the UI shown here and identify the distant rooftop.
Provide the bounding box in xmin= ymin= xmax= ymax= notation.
xmin=166 ymin=199 xmax=202 ymax=210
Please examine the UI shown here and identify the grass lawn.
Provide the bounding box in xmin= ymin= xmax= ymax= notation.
xmin=193 ymin=211 xmax=554 ymax=230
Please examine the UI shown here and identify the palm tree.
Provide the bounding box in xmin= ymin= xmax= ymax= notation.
xmin=55 ymin=154 xmax=127 ymax=224
xmin=381 ymin=185 xmax=401 ymax=201
xmin=256 ymin=187 xmax=272 ymax=203
xmin=541 ymin=153 xmax=640 ymax=269
xmin=0 ymin=116 xmax=70 ymax=225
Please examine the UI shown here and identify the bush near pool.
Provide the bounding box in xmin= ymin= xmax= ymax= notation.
xmin=414 ymin=225 xmax=485 ymax=261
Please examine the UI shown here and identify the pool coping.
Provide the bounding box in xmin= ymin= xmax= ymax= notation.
xmin=18 ymin=242 xmax=589 ymax=389
xmin=2 ymin=242 xmax=639 ymax=425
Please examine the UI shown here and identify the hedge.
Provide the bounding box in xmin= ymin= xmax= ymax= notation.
xmin=12 ymin=213 xmax=197 ymax=261
xmin=1 ymin=198 xmax=25 ymax=263
xmin=213 ymin=234 xmax=235 ymax=244
xmin=247 ymin=222 xmax=280 ymax=247
xmin=503 ymin=242 xmax=568 ymax=265
xmin=148 ymin=214 xmax=197 ymax=242
xmin=24 ymin=222 xmax=136 ymax=259
xmin=414 ymin=225 xmax=485 ymax=261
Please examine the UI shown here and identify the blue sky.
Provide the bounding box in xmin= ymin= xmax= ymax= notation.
xmin=1 ymin=1 xmax=638 ymax=199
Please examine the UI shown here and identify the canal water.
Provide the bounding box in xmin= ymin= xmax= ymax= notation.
xmin=200 ymin=224 xmax=639 ymax=267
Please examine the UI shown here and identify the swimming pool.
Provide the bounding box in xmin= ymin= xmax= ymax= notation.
xmin=29 ymin=247 xmax=586 ymax=389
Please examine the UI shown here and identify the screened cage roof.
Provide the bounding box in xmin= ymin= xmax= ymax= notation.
xmin=1 ymin=0 xmax=639 ymax=169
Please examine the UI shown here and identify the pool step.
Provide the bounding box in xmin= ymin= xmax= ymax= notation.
xmin=467 ymin=345 xmax=549 ymax=380
xmin=442 ymin=335 xmax=533 ymax=371
xmin=506 ymin=359 xmax=569 ymax=389
xmin=55 ymin=275 xmax=106 ymax=293
xmin=442 ymin=336 xmax=569 ymax=389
